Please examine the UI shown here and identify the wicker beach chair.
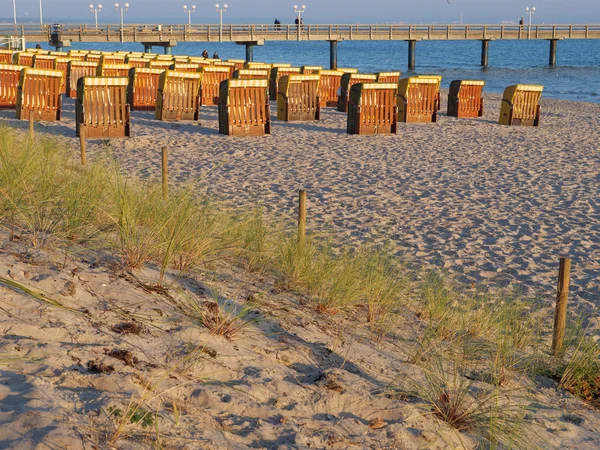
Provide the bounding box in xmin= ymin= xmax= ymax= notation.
xmin=301 ymin=66 xmax=323 ymax=75
xmin=337 ymin=68 xmax=359 ymax=74
xmin=54 ymin=57 xmax=70 ymax=91
xmin=244 ymin=62 xmax=271 ymax=70
xmin=32 ymin=54 xmax=57 ymax=70
xmin=149 ymin=60 xmax=174 ymax=70
xmin=97 ymin=63 xmax=131 ymax=77
xmin=0 ymin=50 xmax=14 ymax=64
xmin=67 ymin=51 xmax=87 ymax=61
xmin=0 ymin=64 xmax=25 ymax=109
xmin=85 ymin=54 xmax=102 ymax=64
xmin=16 ymin=68 xmax=63 ymax=121
xmin=270 ymin=67 xmax=301 ymax=101
xmin=277 ymin=74 xmax=320 ymax=122
xmin=170 ymin=63 xmax=201 ymax=73
xmin=218 ymin=79 xmax=270 ymax=136
xmin=13 ymin=52 xmax=35 ymax=67
xmin=233 ymin=69 xmax=270 ymax=80
xmin=128 ymin=67 xmax=165 ymax=111
xmin=201 ymin=66 xmax=231 ymax=106
xmin=376 ymin=71 xmax=401 ymax=84
xmin=417 ymin=75 xmax=442 ymax=111
xmin=347 ymin=82 xmax=398 ymax=135
xmin=100 ymin=55 xmax=126 ymax=65
xmin=126 ymin=56 xmax=150 ymax=68
xmin=447 ymin=80 xmax=485 ymax=118
xmin=397 ymin=76 xmax=439 ymax=123
xmin=213 ymin=62 xmax=236 ymax=78
xmin=499 ymin=84 xmax=543 ymax=126
xmin=338 ymin=73 xmax=377 ymax=113
xmin=155 ymin=70 xmax=202 ymax=121
xmin=316 ymin=70 xmax=344 ymax=107
xmin=226 ymin=59 xmax=246 ymax=70
xmin=271 ymin=63 xmax=292 ymax=69
xmin=76 ymin=77 xmax=130 ymax=138
xmin=66 ymin=61 xmax=98 ymax=98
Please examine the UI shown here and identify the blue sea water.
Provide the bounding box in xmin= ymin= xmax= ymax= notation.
xmin=42 ymin=38 xmax=600 ymax=102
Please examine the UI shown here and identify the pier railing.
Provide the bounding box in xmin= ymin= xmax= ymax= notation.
xmin=2 ymin=23 xmax=600 ymax=43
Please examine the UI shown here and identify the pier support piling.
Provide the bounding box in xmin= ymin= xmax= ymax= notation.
xmin=549 ymin=39 xmax=558 ymax=67
xmin=164 ymin=46 xmax=172 ymax=55
xmin=329 ymin=40 xmax=338 ymax=70
xmin=245 ymin=43 xmax=254 ymax=62
xmin=481 ymin=39 xmax=490 ymax=67
xmin=144 ymin=44 xmax=153 ymax=53
xmin=407 ymin=40 xmax=416 ymax=71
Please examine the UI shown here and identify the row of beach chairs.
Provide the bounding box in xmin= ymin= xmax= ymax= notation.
xmin=0 ymin=48 xmax=543 ymax=137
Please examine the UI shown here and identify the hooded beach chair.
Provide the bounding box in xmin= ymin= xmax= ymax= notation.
xmin=169 ymin=63 xmax=201 ymax=73
xmin=128 ymin=67 xmax=165 ymax=111
xmin=226 ymin=59 xmax=246 ymax=70
xmin=126 ymin=56 xmax=150 ymax=68
xmin=347 ymin=82 xmax=398 ymax=135
xmin=270 ymin=67 xmax=301 ymax=101
xmin=155 ymin=70 xmax=202 ymax=121
xmin=0 ymin=64 xmax=25 ymax=109
xmin=233 ymin=69 xmax=270 ymax=80
xmin=53 ymin=57 xmax=70 ymax=92
xmin=75 ymin=76 xmax=130 ymax=138
xmin=97 ymin=63 xmax=131 ymax=77
xmin=201 ymin=66 xmax=231 ymax=106
xmin=397 ymin=76 xmax=439 ymax=123
xmin=13 ymin=52 xmax=35 ymax=67
xmin=32 ymin=54 xmax=57 ymax=70
xmin=277 ymin=74 xmax=320 ymax=122
xmin=100 ymin=54 xmax=127 ymax=65
xmin=338 ymin=73 xmax=377 ymax=113
xmin=317 ymin=70 xmax=344 ymax=107
xmin=376 ymin=71 xmax=401 ymax=84
xmin=218 ymin=79 xmax=270 ymax=136
xmin=417 ymin=74 xmax=442 ymax=111
xmin=244 ymin=62 xmax=271 ymax=70
xmin=66 ymin=61 xmax=98 ymax=98
xmin=447 ymin=80 xmax=485 ymax=118
xmin=0 ymin=50 xmax=14 ymax=64
xmin=149 ymin=60 xmax=174 ymax=70
xmin=499 ymin=84 xmax=543 ymax=126
xmin=16 ymin=68 xmax=63 ymax=121
xmin=301 ymin=65 xmax=323 ymax=75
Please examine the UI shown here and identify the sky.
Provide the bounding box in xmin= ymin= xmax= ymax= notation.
xmin=4 ymin=0 xmax=599 ymax=24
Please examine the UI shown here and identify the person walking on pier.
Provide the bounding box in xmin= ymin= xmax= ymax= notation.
xmin=213 ymin=51 xmax=220 ymax=59
xmin=202 ymin=49 xmax=209 ymax=58
xmin=519 ymin=17 xmax=524 ymax=26
xmin=274 ymin=18 xmax=281 ymax=30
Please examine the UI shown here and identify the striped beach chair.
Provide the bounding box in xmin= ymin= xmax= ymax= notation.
xmin=66 ymin=61 xmax=98 ymax=98
xmin=149 ymin=60 xmax=174 ymax=70
xmin=499 ymin=84 xmax=543 ymax=126
xmin=76 ymin=77 xmax=130 ymax=138
xmin=201 ymin=66 xmax=231 ymax=106
xmin=155 ymin=70 xmax=202 ymax=121
xmin=169 ymin=63 xmax=201 ymax=73
xmin=126 ymin=56 xmax=150 ymax=68
xmin=233 ymin=69 xmax=270 ymax=80
xmin=54 ymin=57 xmax=71 ymax=91
xmin=100 ymin=54 xmax=127 ymax=65
xmin=97 ymin=63 xmax=131 ymax=77
xmin=417 ymin=75 xmax=442 ymax=111
xmin=219 ymin=79 xmax=271 ymax=136
xmin=376 ymin=71 xmax=401 ymax=84
xmin=13 ymin=52 xmax=35 ymax=67
xmin=226 ymin=59 xmax=246 ymax=70
xmin=447 ymin=80 xmax=485 ymax=118
xmin=347 ymin=82 xmax=398 ymax=135
xmin=16 ymin=68 xmax=63 ymax=121
xmin=397 ymin=76 xmax=439 ymax=123
xmin=270 ymin=67 xmax=301 ymax=101
xmin=128 ymin=67 xmax=165 ymax=111
xmin=0 ymin=50 xmax=14 ymax=64
xmin=317 ymin=70 xmax=344 ymax=107
xmin=0 ymin=64 xmax=25 ymax=109
xmin=301 ymin=65 xmax=323 ymax=75
xmin=338 ymin=73 xmax=377 ymax=113
xmin=244 ymin=62 xmax=271 ymax=70
xmin=33 ymin=54 xmax=57 ymax=70
xmin=277 ymin=74 xmax=320 ymax=121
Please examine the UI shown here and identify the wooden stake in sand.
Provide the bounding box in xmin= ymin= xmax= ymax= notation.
xmin=161 ymin=146 xmax=169 ymax=201
xmin=298 ymin=189 xmax=306 ymax=244
xmin=29 ymin=115 xmax=34 ymax=138
xmin=79 ymin=133 xmax=87 ymax=167
xmin=552 ymin=257 xmax=571 ymax=356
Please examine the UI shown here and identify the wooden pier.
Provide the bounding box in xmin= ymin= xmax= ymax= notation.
xmin=2 ymin=23 xmax=599 ymax=69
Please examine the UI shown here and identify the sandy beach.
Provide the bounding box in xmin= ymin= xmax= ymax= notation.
xmin=2 ymin=92 xmax=599 ymax=312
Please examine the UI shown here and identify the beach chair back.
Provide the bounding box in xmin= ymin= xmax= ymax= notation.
xmin=85 ymin=54 xmax=102 ymax=64
xmin=277 ymin=74 xmax=320 ymax=122
xmin=33 ymin=54 xmax=57 ymax=70
xmin=226 ymin=59 xmax=245 ymax=70
xmin=170 ymin=63 xmax=201 ymax=73
xmin=233 ymin=69 xmax=270 ymax=80
xmin=97 ymin=63 xmax=131 ymax=77
xmin=126 ymin=57 xmax=150 ymax=68
xmin=271 ymin=63 xmax=292 ymax=69
xmin=66 ymin=61 xmax=98 ymax=98
xmin=376 ymin=71 xmax=401 ymax=84
xmin=173 ymin=56 xmax=190 ymax=63
xmin=416 ymin=74 xmax=442 ymax=110
xmin=338 ymin=68 xmax=358 ymax=74
xmin=397 ymin=76 xmax=439 ymax=123
xmin=0 ymin=50 xmax=14 ymax=64
xmin=347 ymin=82 xmax=398 ymax=135
xmin=13 ymin=52 xmax=35 ymax=67
xmin=155 ymin=70 xmax=202 ymax=121
xmin=53 ymin=57 xmax=70 ymax=91
xmin=16 ymin=68 xmax=63 ymax=121
xmin=317 ymin=70 xmax=344 ymax=107
xmin=447 ymin=80 xmax=485 ymax=118
xmin=67 ymin=51 xmax=87 ymax=61
xmin=269 ymin=67 xmax=301 ymax=101
xmin=128 ymin=67 xmax=165 ymax=111
xmin=156 ymin=55 xmax=174 ymax=62
xmin=213 ymin=62 xmax=236 ymax=77
xmin=149 ymin=60 xmax=173 ymax=70
xmin=201 ymin=66 xmax=231 ymax=106
xmin=499 ymin=84 xmax=543 ymax=126
xmin=338 ymin=73 xmax=377 ymax=112
xmin=301 ymin=65 xmax=323 ymax=75
xmin=218 ymin=79 xmax=270 ymax=136
xmin=0 ymin=64 xmax=25 ymax=109
xmin=101 ymin=55 xmax=126 ymax=65
xmin=76 ymin=76 xmax=130 ymax=138
xmin=244 ymin=62 xmax=271 ymax=70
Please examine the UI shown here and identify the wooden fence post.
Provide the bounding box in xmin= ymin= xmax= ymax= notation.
xmin=161 ymin=146 xmax=168 ymax=201
xmin=552 ymin=257 xmax=571 ymax=356
xmin=79 ymin=133 xmax=87 ymax=167
xmin=298 ymin=189 xmax=306 ymax=244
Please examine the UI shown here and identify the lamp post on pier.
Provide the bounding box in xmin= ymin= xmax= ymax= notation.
xmin=90 ymin=4 xmax=103 ymax=29
xmin=183 ymin=5 xmax=196 ymax=26
xmin=39 ymin=0 xmax=43 ymax=26
xmin=215 ymin=3 xmax=228 ymax=43
xmin=115 ymin=2 xmax=129 ymax=43
xmin=525 ymin=6 xmax=536 ymax=39
xmin=294 ymin=4 xmax=305 ymax=40
xmin=13 ymin=0 xmax=17 ymax=26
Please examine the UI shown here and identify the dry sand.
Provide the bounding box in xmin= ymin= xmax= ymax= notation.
xmin=1 ymin=92 xmax=600 ymax=448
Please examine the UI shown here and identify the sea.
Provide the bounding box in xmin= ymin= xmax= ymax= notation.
xmin=38 ymin=38 xmax=600 ymax=103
